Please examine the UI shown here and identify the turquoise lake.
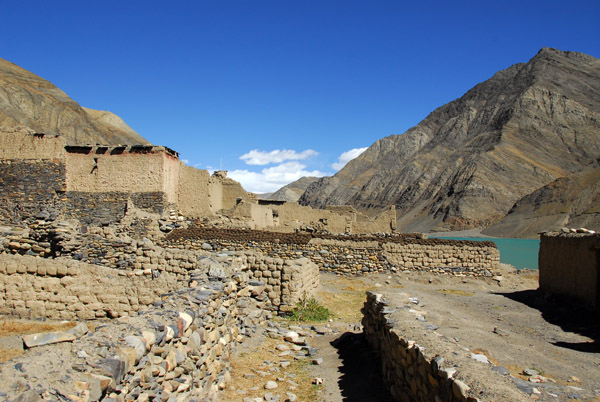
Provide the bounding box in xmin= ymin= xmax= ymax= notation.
xmin=431 ymin=237 xmax=540 ymax=270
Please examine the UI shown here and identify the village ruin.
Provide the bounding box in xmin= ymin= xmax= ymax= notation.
xmin=1 ymin=128 xmax=598 ymax=401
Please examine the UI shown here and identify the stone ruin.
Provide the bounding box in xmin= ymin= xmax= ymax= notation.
xmin=0 ymin=128 xmax=509 ymax=401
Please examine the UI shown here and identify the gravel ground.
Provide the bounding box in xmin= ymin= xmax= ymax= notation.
xmin=304 ymin=268 xmax=600 ymax=401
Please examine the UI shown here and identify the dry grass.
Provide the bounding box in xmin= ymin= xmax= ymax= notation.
xmin=0 ymin=347 xmax=25 ymax=363
xmin=0 ymin=317 xmax=76 ymax=337
xmin=317 ymin=276 xmax=374 ymax=323
xmin=437 ymin=288 xmax=474 ymax=297
xmin=219 ymin=337 xmax=322 ymax=402
xmin=0 ymin=317 xmax=77 ymax=363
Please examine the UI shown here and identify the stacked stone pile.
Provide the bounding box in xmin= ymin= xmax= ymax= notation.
xmin=0 ymin=267 xmax=270 ymax=401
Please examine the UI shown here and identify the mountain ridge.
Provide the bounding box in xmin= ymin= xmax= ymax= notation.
xmin=299 ymin=48 xmax=600 ymax=236
xmin=0 ymin=57 xmax=149 ymax=145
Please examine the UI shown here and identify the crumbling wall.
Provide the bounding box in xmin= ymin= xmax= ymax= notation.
xmin=258 ymin=202 xmax=396 ymax=234
xmin=0 ymin=224 xmax=320 ymax=313
xmin=165 ymin=228 xmax=500 ymax=277
xmin=267 ymin=202 xmax=352 ymax=233
xmin=236 ymin=252 xmax=320 ymax=311
xmin=539 ymin=232 xmax=600 ymax=308
xmin=353 ymin=205 xmax=397 ymax=233
xmin=362 ymin=291 xmax=478 ymax=401
xmin=0 ymin=254 xmax=181 ymax=319
xmin=0 ymin=254 xmax=269 ymax=402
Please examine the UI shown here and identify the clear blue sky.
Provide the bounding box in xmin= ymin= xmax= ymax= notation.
xmin=1 ymin=1 xmax=599 ymax=192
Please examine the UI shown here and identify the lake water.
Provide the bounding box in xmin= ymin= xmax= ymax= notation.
xmin=431 ymin=236 xmax=540 ymax=270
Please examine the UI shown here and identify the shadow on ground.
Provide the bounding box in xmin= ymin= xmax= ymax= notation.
xmin=330 ymin=332 xmax=394 ymax=402
xmin=496 ymin=289 xmax=600 ymax=353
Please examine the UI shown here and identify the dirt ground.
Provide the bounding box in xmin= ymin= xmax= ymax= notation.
xmin=224 ymin=267 xmax=600 ymax=401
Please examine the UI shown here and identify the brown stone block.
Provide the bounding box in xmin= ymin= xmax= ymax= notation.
xmin=76 ymin=309 xmax=96 ymax=319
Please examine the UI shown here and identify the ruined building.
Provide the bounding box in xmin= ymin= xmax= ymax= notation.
xmin=0 ymin=128 xmax=396 ymax=233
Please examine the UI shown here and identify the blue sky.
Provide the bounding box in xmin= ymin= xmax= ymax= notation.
xmin=1 ymin=1 xmax=599 ymax=192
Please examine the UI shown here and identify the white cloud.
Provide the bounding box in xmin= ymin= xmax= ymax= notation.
xmin=229 ymin=161 xmax=328 ymax=193
xmin=240 ymin=149 xmax=318 ymax=165
xmin=331 ymin=147 xmax=367 ymax=170
xmin=181 ymin=159 xmax=189 ymax=165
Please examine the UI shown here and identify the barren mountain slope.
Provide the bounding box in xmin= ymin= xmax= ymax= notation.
xmin=299 ymin=48 xmax=600 ymax=234
xmin=0 ymin=58 xmax=149 ymax=145
xmin=483 ymin=161 xmax=600 ymax=238
xmin=269 ymin=176 xmax=320 ymax=202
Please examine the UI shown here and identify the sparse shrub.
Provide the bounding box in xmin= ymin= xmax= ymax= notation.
xmin=288 ymin=293 xmax=330 ymax=322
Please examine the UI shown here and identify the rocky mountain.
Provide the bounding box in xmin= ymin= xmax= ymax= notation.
xmin=299 ymin=48 xmax=600 ymax=236
xmin=0 ymin=57 xmax=149 ymax=145
xmin=269 ymin=177 xmax=320 ymax=202
xmin=483 ymin=161 xmax=600 ymax=238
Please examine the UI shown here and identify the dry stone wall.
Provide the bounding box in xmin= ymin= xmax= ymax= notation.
xmin=0 ymin=263 xmax=270 ymax=402
xmin=0 ymin=223 xmax=320 ymax=313
xmin=362 ymin=291 xmax=478 ymax=402
xmin=0 ymin=254 xmax=181 ymax=320
xmin=165 ymin=227 xmax=500 ymax=277
xmin=234 ymin=252 xmax=320 ymax=311
xmin=0 ymin=159 xmax=66 ymax=225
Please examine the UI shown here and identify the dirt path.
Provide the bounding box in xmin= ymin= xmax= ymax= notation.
xmin=223 ymin=267 xmax=600 ymax=401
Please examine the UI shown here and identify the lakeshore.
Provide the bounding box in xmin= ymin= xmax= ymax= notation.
xmin=429 ymin=230 xmax=540 ymax=270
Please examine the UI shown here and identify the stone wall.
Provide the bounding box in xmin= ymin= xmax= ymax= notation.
xmin=539 ymin=231 xmax=600 ymax=308
xmin=361 ymin=291 xmax=478 ymax=401
xmin=64 ymin=191 xmax=170 ymax=225
xmin=0 ymin=254 xmax=182 ymax=319
xmin=235 ymin=252 xmax=320 ymax=311
xmin=0 ymin=255 xmax=269 ymax=402
xmin=0 ymin=223 xmax=321 ymax=313
xmin=165 ymin=227 xmax=500 ymax=277
xmin=0 ymin=159 xmax=66 ymax=224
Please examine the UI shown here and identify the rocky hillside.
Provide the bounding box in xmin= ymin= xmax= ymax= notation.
xmin=483 ymin=161 xmax=600 ymax=238
xmin=269 ymin=176 xmax=320 ymax=202
xmin=0 ymin=58 xmax=149 ymax=145
xmin=299 ymin=48 xmax=600 ymax=236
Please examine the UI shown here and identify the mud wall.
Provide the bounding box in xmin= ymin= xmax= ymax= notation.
xmin=0 ymin=254 xmax=181 ymax=319
xmin=539 ymin=232 xmax=600 ymax=308
xmin=0 ymin=129 xmax=66 ymax=160
xmin=177 ymin=164 xmax=213 ymax=217
xmin=0 ymin=224 xmax=320 ymax=313
xmin=361 ymin=291 xmax=476 ymax=401
xmin=257 ymin=203 xmax=396 ymax=234
xmin=65 ymin=148 xmax=180 ymax=201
